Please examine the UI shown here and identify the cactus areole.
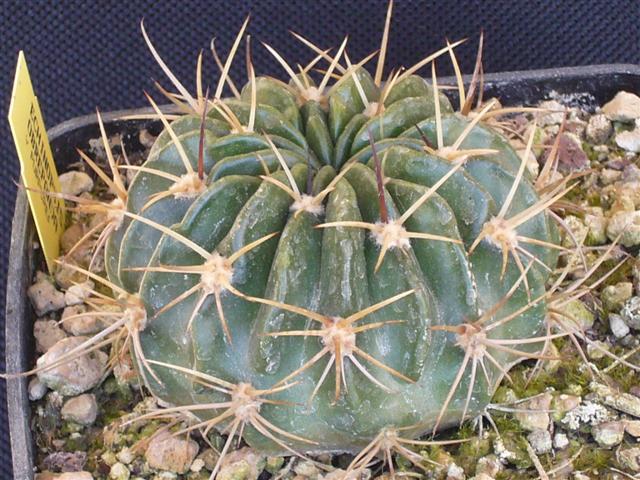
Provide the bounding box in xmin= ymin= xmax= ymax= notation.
xmin=103 ymin=19 xmax=561 ymax=455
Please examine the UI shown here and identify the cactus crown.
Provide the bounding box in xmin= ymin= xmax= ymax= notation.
xmin=54 ymin=2 xmax=568 ymax=473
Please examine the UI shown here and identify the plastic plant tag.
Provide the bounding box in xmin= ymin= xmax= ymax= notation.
xmin=8 ymin=51 xmax=66 ymax=273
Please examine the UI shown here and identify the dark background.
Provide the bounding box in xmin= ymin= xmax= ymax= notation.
xmin=0 ymin=0 xmax=638 ymax=476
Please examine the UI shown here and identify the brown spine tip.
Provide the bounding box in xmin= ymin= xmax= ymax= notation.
xmin=462 ymin=30 xmax=484 ymax=116
xmin=414 ymin=124 xmax=434 ymax=150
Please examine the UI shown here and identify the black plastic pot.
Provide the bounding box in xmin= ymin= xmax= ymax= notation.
xmin=5 ymin=64 xmax=640 ymax=479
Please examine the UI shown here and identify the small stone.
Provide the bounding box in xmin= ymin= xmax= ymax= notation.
xmin=621 ymin=188 xmax=640 ymax=210
xmin=608 ymin=188 xmax=637 ymax=214
xmin=113 ymin=355 xmax=139 ymax=389
xmin=603 ymin=91 xmax=640 ymax=122
xmin=617 ymin=446 xmax=640 ymax=472
xmin=552 ymin=394 xmax=582 ymax=422
xmin=55 ymin=262 xmax=87 ymax=290
xmin=474 ymin=475 xmax=494 ymax=480
xmin=586 ymin=113 xmax=613 ymax=143
xmin=190 ymin=458 xmax=205 ymax=473
xmin=606 ymin=210 xmax=640 ymax=247
xmin=616 ymin=127 xmax=640 ymax=153
xmin=561 ymin=400 xmax=614 ymax=430
xmin=323 ymin=470 xmax=367 ymax=480
xmin=61 ymin=305 xmax=108 ymax=336
xmin=446 ymin=463 xmax=465 ymax=480
xmin=42 ymin=450 xmax=87 ymax=473
xmin=46 ymin=390 xmax=64 ymax=409
xmin=587 ymin=340 xmax=609 ymax=360
xmin=37 ymin=336 xmax=108 ymax=395
xmin=216 ymin=448 xmax=265 ymax=480
xmin=109 ymin=462 xmax=130 ymax=480
xmin=59 ymin=171 xmax=94 ymax=196
xmin=584 ymin=211 xmax=608 ymax=245
xmin=600 ymin=168 xmax=622 ymax=185
xmin=475 ymin=455 xmax=501 ymax=478
xmin=623 ymin=162 xmax=640 ymax=180
xmin=621 ymin=296 xmax=640 ymax=330
xmin=60 ymin=224 xmax=90 ymax=261
xmin=65 ymin=280 xmax=94 ymax=306
xmin=101 ymin=451 xmax=118 ymax=467
xmin=625 ymin=420 xmax=640 ymax=437
xmin=592 ymin=420 xmax=625 ymax=447
xmin=552 ymin=133 xmax=589 ymax=173
xmin=152 ymin=473 xmax=177 ymax=480
xmin=34 ymin=319 xmax=67 ymax=353
xmin=28 ymin=377 xmax=48 ymax=400
xmin=595 ymin=143 xmax=610 ymax=157
xmin=515 ymin=393 xmax=552 ymax=431
xmin=117 ymin=447 xmax=135 ymax=465
xmin=553 ymin=433 xmax=569 ymax=450
xmin=567 ymin=110 xmax=588 ymax=135
xmin=29 ymin=273 xmax=66 ymax=316
xmin=573 ymin=473 xmax=590 ymax=480
xmin=592 ymin=382 xmax=640 ymax=417
xmin=603 ymin=282 xmax=633 ymax=312
xmin=526 ymin=429 xmax=552 ymax=454
xmin=536 ymin=100 xmax=566 ymax=126
xmin=139 ymin=129 xmax=157 ymax=148
xmin=294 ymin=460 xmax=320 ymax=477
xmin=556 ymin=299 xmax=594 ymax=330
xmin=561 ymin=215 xmax=588 ymax=248
xmin=61 ymin=394 xmax=98 ymax=425
xmin=609 ymin=313 xmax=630 ymax=339
xmin=145 ymin=430 xmax=199 ymax=474
xmin=542 ymin=341 xmax=562 ymax=374
xmin=622 ymin=163 xmax=640 ymax=184
xmin=49 ymin=473 xmax=94 ymax=480
xmin=196 ymin=449 xmax=218 ymax=471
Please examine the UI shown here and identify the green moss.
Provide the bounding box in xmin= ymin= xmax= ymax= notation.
xmin=421 ymin=445 xmax=449 ymax=472
xmin=394 ymin=454 xmax=414 ymax=471
xmin=454 ymin=421 xmax=479 ymax=440
xmin=495 ymin=471 xmax=537 ymax=480
xmin=501 ymin=432 xmax=533 ymax=469
xmin=582 ymin=141 xmax=599 ymax=163
xmin=595 ymin=259 xmax=632 ymax=290
xmin=96 ymin=377 xmax=139 ymax=426
xmin=597 ymin=351 xmax=639 ymax=392
xmin=65 ymin=434 xmax=88 ymax=451
xmin=572 ymin=443 xmax=614 ymax=472
xmin=492 ymin=414 xmax=524 ymax=436
xmin=187 ymin=472 xmax=211 ymax=480
xmin=136 ymin=421 xmax=162 ymax=441
xmin=456 ymin=435 xmax=492 ymax=473
xmin=507 ymin=352 xmax=591 ymax=399
xmin=492 ymin=386 xmax=518 ymax=405
xmin=60 ymin=421 xmax=84 ymax=436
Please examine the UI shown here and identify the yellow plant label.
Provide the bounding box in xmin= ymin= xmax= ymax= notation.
xmin=8 ymin=51 xmax=66 ymax=273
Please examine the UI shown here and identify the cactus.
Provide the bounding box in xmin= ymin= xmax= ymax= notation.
xmin=53 ymin=3 xmax=567 ymax=469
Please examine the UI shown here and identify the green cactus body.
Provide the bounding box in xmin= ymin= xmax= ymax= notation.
xmin=106 ymin=68 xmax=559 ymax=453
